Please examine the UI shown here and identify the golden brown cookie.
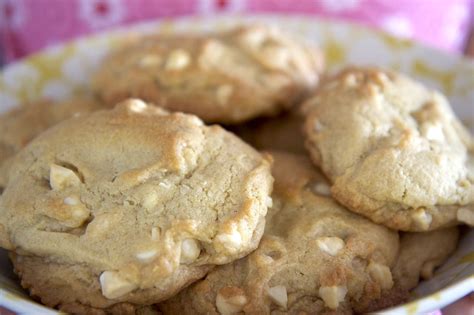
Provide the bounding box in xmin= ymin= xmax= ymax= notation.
xmin=0 ymin=96 xmax=104 ymax=190
xmin=303 ymin=67 xmax=474 ymax=231
xmin=10 ymin=253 xmax=161 ymax=315
xmin=362 ymin=227 xmax=459 ymax=312
xmin=0 ymin=99 xmax=273 ymax=313
xmin=160 ymin=152 xmax=400 ymax=315
xmin=92 ymin=25 xmax=324 ymax=124
xmin=393 ymin=228 xmax=459 ymax=291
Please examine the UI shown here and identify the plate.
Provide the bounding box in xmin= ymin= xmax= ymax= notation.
xmin=0 ymin=15 xmax=473 ymax=315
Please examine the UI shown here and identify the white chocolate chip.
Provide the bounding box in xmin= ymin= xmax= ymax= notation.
xmin=71 ymin=207 xmax=89 ymax=221
xmin=216 ymin=229 xmax=242 ymax=252
xmin=136 ymin=249 xmax=158 ymax=263
xmin=142 ymin=191 xmax=158 ymax=209
xmin=198 ymin=39 xmax=226 ymax=69
xmin=372 ymin=91 xmax=385 ymax=104
xmin=319 ymin=285 xmax=347 ymax=310
xmin=436 ymin=154 xmax=448 ymax=167
xmin=317 ymin=237 xmax=345 ymax=256
xmin=312 ymin=183 xmax=331 ymax=196
xmin=422 ymin=123 xmax=445 ymax=142
xmin=151 ymin=227 xmax=160 ymax=241
xmin=457 ymin=207 xmax=474 ymax=226
xmin=216 ymin=288 xmax=248 ymax=315
xmin=49 ymin=164 xmax=81 ymax=190
xmin=138 ymin=54 xmax=162 ymax=67
xmin=266 ymin=196 xmax=273 ymax=208
xmin=239 ymin=28 xmax=266 ymax=47
xmin=367 ymin=261 xmax=393 ymax=290
xmin=216 ymin=84 xmax=233 ymax=105
xmin=159 ymin=181 xmax=171 ymax=189
xmin=260 ymin=46 xmax=290 ymax=69
xmin=99 ymin=271 xmax=137 ymax=299
xmin=165 ymin=49 xmax=190 ymax=70
xmin=343 ymin=74 xmax=357 ymax=87
xmin=59 ymin=196 xmax=90 ymax=227
xmin=267 ymin=285 xmax=287 ymax=309
xmin=187 ymin=115 xmax=204 ymax=126
xmin=64 ymin=196 xmax=79 ymax=206
xmin=128 ymin=99 xmax=148 ymax=112
xmin=180 ymin=238 xmax=201 ymax=264
xmin=412 ymin=208 xmax=432 ymax=230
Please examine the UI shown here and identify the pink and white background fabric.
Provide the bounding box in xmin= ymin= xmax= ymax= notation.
xmin=0 ymin=0 xmax=473 ymax=63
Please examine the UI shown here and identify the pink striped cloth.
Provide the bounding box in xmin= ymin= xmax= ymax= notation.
xmin=0 ymin=0 xmax=472 ymax=63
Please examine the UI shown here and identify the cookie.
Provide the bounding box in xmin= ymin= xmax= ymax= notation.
xmin=303 ymin=67 xmax=474 ymax=231
xmin=393 ymin=228 xmax=459 ymax=291
xmin=230 ymin=109 xmax=306 ymax=154
xmin=0 ymin=99 xmax=273 ymax=313
xmin=0 ymin=96 xmax=104 ymax=190
xmin=362 ymin=227 xmax=459 ymax=312
xmin=9 ymin=253 xmax=161 ymax=315
xmin=160 ymin=152 xmax=399 ymax=314
xmin=92 ymin=25 xmax=324 ymax=124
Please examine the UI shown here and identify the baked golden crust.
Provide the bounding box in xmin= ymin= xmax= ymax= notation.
xmin=0 ymin=96 xmax=105 ymax=190
xmin=10 ymin=253 xmax=165 ymax=315
xmin=361 ymin=227 xmax=459 ymax=313
xmin=1 ymin=99 xmax=273 ymax=313
xmin=303 ymin=67 xmax=474 ymax=231
xmin=92 ymin=25 xmax=324 ymax=124
xmin=393 ymin=228 xmax=459 ymax=291
xmin=160 ymin=152 xmax=400 ymax=315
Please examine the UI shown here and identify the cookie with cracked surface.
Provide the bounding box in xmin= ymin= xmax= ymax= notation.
xmin=230 ymin=109 xmax=306 ymax=154
xmin=0 ymin=99 xmax=273 ymax=313
xmin=92 ymin=25 xmax=323 ymax=124
xmin=160 ymin=152 xmax=399 ymax=315
xmin=0 ymin=96 xmax=105 ymax=190
xmin=303 ymin=67 xmax=474 ymax=231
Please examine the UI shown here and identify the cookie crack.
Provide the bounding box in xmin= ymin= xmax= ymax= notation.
xmin=160 ymin=133 xmax=224 ymax=233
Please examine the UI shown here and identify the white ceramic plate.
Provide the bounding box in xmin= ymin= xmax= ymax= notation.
xmin=0 ymin=15 xmax=473 ymax=315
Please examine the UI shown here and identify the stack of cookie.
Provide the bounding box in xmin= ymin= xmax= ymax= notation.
xmin=0 ymin=25 xmax=471 ymax=315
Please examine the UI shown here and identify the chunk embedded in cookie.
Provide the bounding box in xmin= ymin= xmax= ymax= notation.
xmin=0 ymin=96 xmax=105 ymax=190
xmin=363 ymin=227 xmax=459 ymax=312
xmin=92 ymin=25 xmax=324 ymax=124
xmin=159 ymin=152 xmax=400 ymax=314
xmin=0 ymin=99 xmax=273 ymax=313
xmin=303 ymin=67 xmax=474 ymax=231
